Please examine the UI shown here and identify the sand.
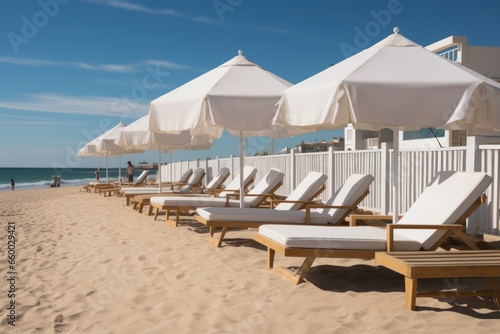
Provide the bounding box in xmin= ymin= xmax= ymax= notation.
xmin=1 ymin=187 xmax=499 ymax=333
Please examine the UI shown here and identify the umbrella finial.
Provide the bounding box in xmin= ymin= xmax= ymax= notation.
xmin=238 ymin=50 xmax=243 ymax=56
xmin=393 ymin=27 xmax=399 ymax=34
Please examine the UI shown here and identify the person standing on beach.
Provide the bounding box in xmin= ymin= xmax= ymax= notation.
xmin=94 ymin=169 xmax=100 ymax=182
xmin=126 ymin=161 xmax=135 ymax=182
xmin=10 ymin=179 xmax=14 ymax=190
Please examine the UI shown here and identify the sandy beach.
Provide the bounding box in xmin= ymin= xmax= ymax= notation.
xmin=1 ymin=187 xmax=499 ymax=333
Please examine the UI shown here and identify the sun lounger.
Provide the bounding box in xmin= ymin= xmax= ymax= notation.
xmin=192 ymin=167 xmax=231 ymax=195
xmin=195 ymin=171 xmax=339 ymax=247
xmin=119 ymin=170 xmax=150 ymax=187
xmin=99 ymin=170 xmax=152 ymax=196
xmin=117 ymin=168 xmax=197 ymax=203
xmin=162 ymin=168 xmax=193 ymax=189
xmin=253 ymin=171 xmax=492 ymax=285
xmin=130 ymin=167 xmax=205 ymax=212
xmin=123 ymin=166 xmax=253 ymax=207
xmin=150 ymin=167 xmax=284 ymax=226
xmin=131 ymin=167 xmax=231 ymax=214
xmin=196 ymin=173 xmax=373 ymax=247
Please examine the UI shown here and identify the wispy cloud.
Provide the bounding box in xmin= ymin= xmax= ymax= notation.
xmin=0 ymin=93 xmax=149 ymax=118
xmin=252 ymin=26 xmax=306 ymax=37
xmin=0 ymin=56 xmax=198 ymax=73
xmin=83 ymin=0 xmax=219 ymax=25
xmin=0 ymin=113 xmax=82 ymax=126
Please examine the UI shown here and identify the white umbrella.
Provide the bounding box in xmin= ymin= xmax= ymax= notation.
xmin=78 ymin=121 xmax=141 ymax=183
xmin=149 ymin=50 xmax=292 ymax=207
xmin=115 ymin=114 xmax=213 ymax=191
xmin=273 ymin=27 xmax=500 ymax=222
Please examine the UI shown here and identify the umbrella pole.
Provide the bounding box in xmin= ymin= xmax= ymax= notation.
xmin=169 ymin=150 xmax=173 ymax=182
xmin=239 ymin=130 xmax=245 ymax=208
xmin=158 ymin=146 xmax=162 ymax=193
xmin=97 ymin=156 xmax=100 ymax=182
xmin=118 ymin=155 xmax=122 ymax=185
xmin=392 ymin=130 xmax=400 ymax=224
xmin=105 ymin=154 xmax=109 ymax=183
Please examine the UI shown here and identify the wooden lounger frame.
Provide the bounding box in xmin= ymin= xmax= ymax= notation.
xmin=195 ymin=184 xmax=367 ymax=248
xmin=151 ymin=176 xmax=275 ymax=227
xmin=135 ymin=175 xmax=255 ymax=215
xmin=131 ymin=171 xmax=232 ymax=214
xmin=252 ymin=194 xmax=485 ymax=285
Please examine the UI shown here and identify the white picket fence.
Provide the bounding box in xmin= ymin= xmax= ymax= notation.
xmin=161 ymin=144 xmax=500 ymax=236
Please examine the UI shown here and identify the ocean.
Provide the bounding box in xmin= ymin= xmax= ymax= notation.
xmin=0 ymin=167 xmax=156 ymax=192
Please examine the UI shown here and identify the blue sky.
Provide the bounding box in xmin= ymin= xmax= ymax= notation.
xmin=1 ymin=0 xmax=499 ymax=168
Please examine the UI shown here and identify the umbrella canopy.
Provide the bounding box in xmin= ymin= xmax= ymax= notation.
xmin=115 ymin=114 xmax=213 ymax=189
xmin=78 ymin=121 xmax=141 ymax=182
xmin=273 ymin=27 xmax=500 ymax=221
xmin=149 ymin=50 xmax=292 ymax=207
xmin=116 ymin=114 xmax=212 ymax=152
xmin=149 ymin=50 xmax=292 ymax=138
xmin=274 ymin=28 xmax=500 ymax=135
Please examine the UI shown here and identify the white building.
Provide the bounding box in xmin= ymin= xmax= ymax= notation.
xmin=344 ymin=35 xmax=500 ymax=151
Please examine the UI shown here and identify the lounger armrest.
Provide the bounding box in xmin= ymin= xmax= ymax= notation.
xmin=304 ymin=204 xmax=359 ymax=225
xmin=268 ymin=199 xmax=316 ymax=209
xmin=224 ymin=192 xmax=275 ymax=206
xmin=191 ymin=186 xmax=207 ymax=194
xmin=210 ymin=188 xmax=239 ymax=197
xmin=386 ymin=223 xmax=478 ymax=251
xmin=349 ymin=214 xmax=402 ymax=226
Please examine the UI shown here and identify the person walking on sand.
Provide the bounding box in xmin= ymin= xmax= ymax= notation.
xmin=126 ymin=161 xmax=135 ymax=183
xmin=10 ymin=179 xmax=14 ymax=190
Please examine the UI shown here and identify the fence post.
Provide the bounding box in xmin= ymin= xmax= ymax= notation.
xmin=230 ymin=155 xmax=235 ymax=181
xmin=466 ymin=136 xmax=487 ymax=235
xmin=204 ymin=157 xmax=210 ymax=186
xmin=290 ymin=148 xmax=296 ymax=190
xmin=380 ymin=142 xmax=391 ymax=215
xmin=328 ymin=147 xmax=335 ymax=199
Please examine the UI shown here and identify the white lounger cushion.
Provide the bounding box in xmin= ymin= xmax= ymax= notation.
xmin=218 ymin=166 xmax=257 ymax=198
xmin=121 ymin=187 xmax=164 ymax=194
xmin=151 ymin=168 xmax=284 ymax=208
xmin=178 ymin=169 xmax=193 ymax=183
xmin=395 ymin=171 xmax=491 ymax=250
xmin=274 ymin=172 xmax=327 ymax=210
xmin=196 ymin=173 xmax=372 ymax=225
xmin=258 ymin=171 xmax=491 ymax=252
xmin=321 ymin=174 xmax=374 ymax=223
xmin=196 ymin=207 xmax=331 ymax=224
xmin=205 ymin=167 xmax=230 ymax=190
xmin=258 ymin=225 xmax=422 ymax=251
xmin=177 ymin=168 xmax=205 ymax=192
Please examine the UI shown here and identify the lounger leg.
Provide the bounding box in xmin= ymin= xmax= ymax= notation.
xmin=293 ymin=257 xmax=316 ymax=285
xmin=126 ymin=197 xmax=130 ymax=206
xmin=133 ymin=201 xmax=138 ymax=210
xmin=405 ymin=276 xmax=417 ymax=310
xmin=154 ymin=208 xmax=159 ymax=220
xmin=275 ymin=256 xmax=316 ymax=285
xmin=165 ymin=210 xmax=179 ymax=227
xmin=487 ymin=277 xmax=500 ymax=307
xmin=208 ymin=227 xmax=227 ymax=247
xmin=148 ymin=206 xmax=153 ymax=216
xmin=267 ymin=248 xmax=275 ymax=269
xmin=138 ymin=202 xmax=144 ymax=214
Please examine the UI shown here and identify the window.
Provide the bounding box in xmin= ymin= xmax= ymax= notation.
xmin=403 ymin=128 xmax=445 ymax=141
